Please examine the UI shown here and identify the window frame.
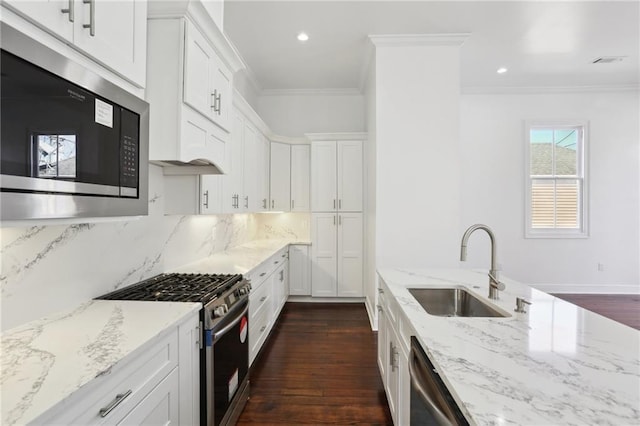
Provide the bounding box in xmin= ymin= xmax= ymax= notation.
xmin=524 ymin=120 xmax=589 ymax=239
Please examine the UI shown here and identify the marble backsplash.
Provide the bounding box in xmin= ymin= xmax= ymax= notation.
xmin=0 ymin=166 xmax=259 ymax=331
xmin=255 ymin=212 xmax=310 ymax=241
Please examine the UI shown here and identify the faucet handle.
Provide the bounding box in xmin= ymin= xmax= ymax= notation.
xmin=514 ymin=297 xmax=531 ymax=313
xmin=488 ymin=272 xmax=505 ymax=290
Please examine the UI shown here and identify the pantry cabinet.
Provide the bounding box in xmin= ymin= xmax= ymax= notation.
xmin=290 ymin=145 xmax=311 ymax=212
xmin=311 ymin=140 xmax=362 ymax=212
xmin=270 ymin=142 xmax=291 ymax=211
xmin=3 ymin=0 xmax=147 ymax=87
xmin=311 ymin=213 xmax=363 ymax=297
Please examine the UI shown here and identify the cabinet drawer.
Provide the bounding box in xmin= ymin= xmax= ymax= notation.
xmin=40 ymin=329 xmax=178 ymax=425
xmin=249 ymin=276 xmax=272 ymax=320
xmin=249 ymin=305 xmax=271 ymax=366
xmin=246 ymin=248 xmax=289 ymax=287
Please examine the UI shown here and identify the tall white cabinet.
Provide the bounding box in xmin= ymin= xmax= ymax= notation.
xmin=310 ymin=138 xmax=364 ymax=298
xmin=270 ymin=142 xmax=291 ymax=211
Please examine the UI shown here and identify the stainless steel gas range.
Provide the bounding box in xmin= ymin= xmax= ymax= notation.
xmin=97 ymin=273 xmax=252 ymax=426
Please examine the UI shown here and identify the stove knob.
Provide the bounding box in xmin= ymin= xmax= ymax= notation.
xmin=214 ymin=304 xmax=228 ymax=318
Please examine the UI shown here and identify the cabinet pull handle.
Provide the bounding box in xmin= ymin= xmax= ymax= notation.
xmin=292 ymin=199 xmax=294 ymax=209
xmin=279 ymin=270 xmax=284 ymax=281
xmin=378 ymin=288 xmax=384 ymax=294
xmin=203 ymin=190 xmax=209 ymax=209
xmin=333 ymin=199 xmax=336 ymax=209
xmin=61 ymin=0 xmax=74 ymax=22
xmin=376 ymin=304 xmax=383 ymax=312
xmin=333 ymin=215 xmax=336 ymax=226
xmin=339 ymin=215 xmax=342 ymax=226
xmin=260 ymin=296 xmax=267 ymax=302
xmin=82 ymin=0 xmax=95 ymax=36
xmin=211 ymin=90 xmax=218 ymax=111
xmin=244 ymin=196 xmax=249 ymax=209
xmin=260 ymin=325 xmax=266 ymax=333
xmin=99 ymin=389 xmax=132 ymax=417
xmin=271 ymin=199 xmax=275 ymax=209
xmin=259 ymin=272 xmax=266 ymax=277
xmin=339 ymin=199 xmax=342 ymax=209
xmin=216 ymin=93 xmax=222 ymax=115
xmin=262 ymin=198 xmax=267 ymax=209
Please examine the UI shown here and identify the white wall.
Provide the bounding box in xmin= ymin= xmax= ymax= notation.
xmin=375 ymin=43 xmax=462 ymax=270
xmin=257 ymin=92 xmax=364 ymax=137
xmin=0 ymin=165 xmax=260 ymax=331
xmin=460 ymin=90 xmax=640 ymax=292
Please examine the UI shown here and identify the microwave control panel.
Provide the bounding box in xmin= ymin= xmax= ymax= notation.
xmin=119 ymin=108 xmax=139 ymax=194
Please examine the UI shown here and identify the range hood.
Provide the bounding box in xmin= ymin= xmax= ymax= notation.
xmin=151 ymin=159 xmax=226 ymax=175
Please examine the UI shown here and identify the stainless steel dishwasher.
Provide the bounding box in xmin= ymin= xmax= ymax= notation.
xmin=409 ymin=337 xmax=470 ymax=426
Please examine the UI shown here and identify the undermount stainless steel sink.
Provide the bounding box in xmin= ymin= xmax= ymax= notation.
xmin=408 ymin=287 xmax=509 ymax=318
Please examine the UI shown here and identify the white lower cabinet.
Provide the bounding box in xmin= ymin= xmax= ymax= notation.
xmin=377 ymin=281 xmax=410 ymax=426
xmin=289 ymin=245 xmax=311 ymax=296
xmin=311 ymin=213 xmax=363 ymax=297
xmin=35 ymin=312 xmax=200 ymax=426
xmin=247 ymin=248 xmax=289 ymax=366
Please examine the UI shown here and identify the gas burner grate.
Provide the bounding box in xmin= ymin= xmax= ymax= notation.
xmin=97 ymin=273 xmax=243 ymax=304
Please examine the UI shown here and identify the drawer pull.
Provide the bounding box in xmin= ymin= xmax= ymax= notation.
xmin=260 ymin=325 xmax=266 ymax=333
xmin=99 ymin=389 xmax=132 ymax=417
xmin=260 ymin=296 xmax=267 ymax=302
xmin=274 ymin=260 xmax=279 ymax=264
xmin=259 ymin=272 xmax=266 ymax=277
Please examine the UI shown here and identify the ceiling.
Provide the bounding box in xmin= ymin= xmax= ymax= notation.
xmin=223 ymin=0 xmax=640 ymax=93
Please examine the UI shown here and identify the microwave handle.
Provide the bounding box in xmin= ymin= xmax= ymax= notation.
xmin=409 ymin=348 xmax=456 ymax=426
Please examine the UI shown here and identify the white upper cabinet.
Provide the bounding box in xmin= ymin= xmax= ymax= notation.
xmin=291 ymin=145 xmax=311 ymax=212
xmin=270 ymin=142 xmax=291 ymax=211
xmin=222 ymin=111 xmax=245 ymax=212
xmin=242 ymin=123 xmax=259 ymax=211
xmin=3 ymin=0 xmax=147 ymax=87
xmin=183 ymin=22 xmax=231 ymax=133
xmin=257 ymin=136 xmax=270 ymax=211
xmin=311 ymin=140 xmax=362 ymax=212
xmin=337 ymin=141 xmax=363 ymax=212
xmin=311 ymin=141 xmax=338 ymax=211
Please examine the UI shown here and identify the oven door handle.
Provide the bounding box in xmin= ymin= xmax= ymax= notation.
xmin=212 ymin=303 xmax=249 ymax=343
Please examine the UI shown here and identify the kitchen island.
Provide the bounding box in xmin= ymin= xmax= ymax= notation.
xmin=378 ymin=268 xmax=639 ymax=425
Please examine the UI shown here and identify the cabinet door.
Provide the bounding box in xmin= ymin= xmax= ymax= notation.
xmin=311 ymin=141 xmax=337 ymax=211
xmin=183 ymin=20 xmax=214 ymax=119
xmin=270 ymin=142 xmax=291 ymax=211
xmin=291 ymin=145 xmax=310 ymax=212
xmin=211 ymin=60 xmax=232 ymax=132
xmin=222 ymin=112 xmax=244 ymax=213
xmin=117 ymin=368 xmax=179 ymax=425
xmin=256 ymin=135 xmax=270 ymax=211
xmin=311 ymin=213 xmax=337 ymax=297
xmin=377 ymin=304 xmax=388 ymax=386
xmin=3 ymin=0 xmax=74 ymax=42
xmin=242 ymin=123 xmax=258 ymax=211
xmin=337 ymin=213 xmax=363 ymax=297
xmin=386 ymin=325 xmax=400 ymax=424
xmin=200 ymin=175 xmax=223 ymax=214
xmin=337 ymin=140 xmax=363 ymax=212
xmin=73 ymin=0 xmax=147 ymax=87
xmin=397 ymin=342 xmax=410 ymax=426
xmin=273 ymin=261 xmax=288 ymax=313
xmin=289 ymin=245 xmax=311 ymax=296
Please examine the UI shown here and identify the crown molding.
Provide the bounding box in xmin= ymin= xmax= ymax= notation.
xmin=462 ymin=84 xmax=640 ymax=95
xmin=369 ymin=33 xmax=470 ymax=47
xmin=305 ymin=132 xmax=368 ymax=142
xmin=232 ymin=89 xmax=270 ymax=136
xmin=260 ymin=88 xmax=362 ymax=97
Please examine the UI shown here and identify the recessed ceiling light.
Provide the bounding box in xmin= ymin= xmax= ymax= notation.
xmin=297 ymin=32 xmax=309 ymax=42
xmin=497 ymin=67 xmax=508 ymax=74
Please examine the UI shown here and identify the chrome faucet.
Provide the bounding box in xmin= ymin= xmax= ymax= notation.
xmin=460 ymin=224 xmax=505 ymax=300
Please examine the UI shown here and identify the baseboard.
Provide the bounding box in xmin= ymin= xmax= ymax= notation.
xmin=286 ymin=296 xmax=366 ymax=303
xmin=365 ymin=296 xmax=377 ymax=331
xmin=532 ymin=283 xmax=640 ymax=295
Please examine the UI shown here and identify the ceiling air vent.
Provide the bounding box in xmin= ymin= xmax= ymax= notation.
xmin=591 ymin=56 xmax=626 ymax=64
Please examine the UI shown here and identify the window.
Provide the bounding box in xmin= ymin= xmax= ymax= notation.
xmin=525 ymin=122 xmax=588 ymax=238
xmin=33 ymin=134 xmax=77 ymax=179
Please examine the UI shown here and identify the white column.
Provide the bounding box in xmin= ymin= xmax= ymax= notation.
xmin=372 ymin=34 xmax=468 ymax=269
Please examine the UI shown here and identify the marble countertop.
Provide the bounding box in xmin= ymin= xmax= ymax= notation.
xmin=378 ymin=268 xmax=640 ymax=426
xmin=0 ymin=300 xmax=201 ymax=425
xmin=172 ymin=238 xmax=309 ymax=275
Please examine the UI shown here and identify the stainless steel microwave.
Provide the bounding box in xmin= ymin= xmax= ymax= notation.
xmin=0 ymin=24 xmax=149 ymax=221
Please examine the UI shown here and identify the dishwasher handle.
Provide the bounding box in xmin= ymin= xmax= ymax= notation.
xmin=409 ymin=349 xmax=456 ymax=426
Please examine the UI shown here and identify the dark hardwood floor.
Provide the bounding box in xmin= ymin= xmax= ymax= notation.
xmin=552 ymin=294 xmax=640 ymax=330
xmin=237 ymin=303 xmax=392 ymax=426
